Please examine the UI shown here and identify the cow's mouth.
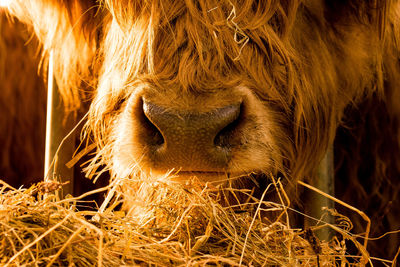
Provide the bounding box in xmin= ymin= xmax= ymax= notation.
xmin=169 ymin=171 xmax=276 ymax=204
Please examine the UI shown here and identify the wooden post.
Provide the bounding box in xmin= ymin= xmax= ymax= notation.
xmin=304 ymin=145 xmax=335 ymax=241
xmin=44 ymin=51 xmax=75 ymax=196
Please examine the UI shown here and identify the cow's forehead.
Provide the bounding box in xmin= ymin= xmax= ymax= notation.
xmin=100 ymin=3 xmax=291 ymax=97
xmin=105 ymin=0 xmax=296 ymax=31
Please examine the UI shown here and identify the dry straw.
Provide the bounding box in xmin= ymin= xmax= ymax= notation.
xmin=0 ymin=176 xmax=396 ymax=266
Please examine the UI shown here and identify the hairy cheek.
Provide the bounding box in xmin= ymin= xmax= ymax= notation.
xmin=111 ymin=108 xmax=146 ymax=178
xmin=227 ymin=114 xmax=280 ymax=175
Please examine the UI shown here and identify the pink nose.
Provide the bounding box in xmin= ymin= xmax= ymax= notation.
xmin=140 ymin=100 xmax=241 ymax=172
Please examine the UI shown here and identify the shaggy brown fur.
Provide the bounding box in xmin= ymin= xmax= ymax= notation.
xmin=0 ymin=12 xmax=46 ymax=187
xmin=5 ymin=0 xmax=400 ymax=258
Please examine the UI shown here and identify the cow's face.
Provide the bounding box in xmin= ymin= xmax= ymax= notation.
xmin=8 ymin=0 xmax=341 ymax=186
xmin=87 ymin=2 xmax=299 ymax=185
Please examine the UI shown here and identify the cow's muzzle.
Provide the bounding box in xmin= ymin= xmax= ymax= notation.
xmin=139 ymin=99 xmax=242 ymax=172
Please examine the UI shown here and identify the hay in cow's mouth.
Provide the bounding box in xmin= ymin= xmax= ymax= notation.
xmin=168 ymin=171 xmax=258 ymax=185
xmin=0 ymin=176 xmax=389 ymax=266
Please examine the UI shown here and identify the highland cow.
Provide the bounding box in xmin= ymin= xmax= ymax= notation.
xmin=4 ymin=0 xmax=400 ymax=258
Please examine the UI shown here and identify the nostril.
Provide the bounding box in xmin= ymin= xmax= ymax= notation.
xmin=214 ymin=104 xmax=241 ymax=148
xmin=141 ymin=100 xmax=164 ymax=146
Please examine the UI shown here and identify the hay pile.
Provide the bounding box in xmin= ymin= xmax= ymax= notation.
xmin=0 ymin=177 xmax=387 ymax=266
